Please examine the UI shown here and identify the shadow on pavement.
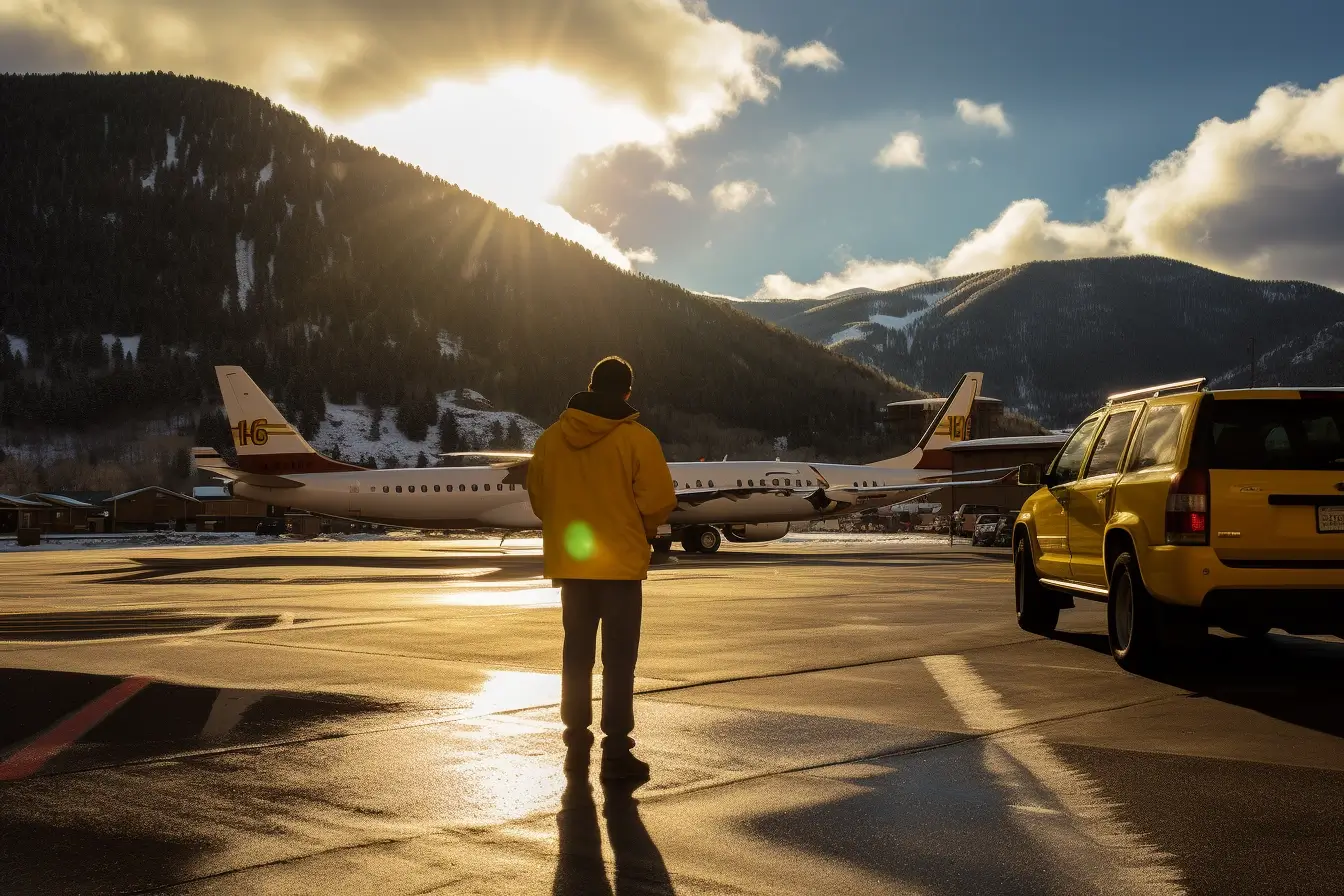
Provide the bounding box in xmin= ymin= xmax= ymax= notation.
xmin=553 ymin=779 xmax=675 ymax=896
xmin=1050 ymin=627 xmax=1344 ymax=737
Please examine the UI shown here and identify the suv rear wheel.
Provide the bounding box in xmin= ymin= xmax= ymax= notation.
xmin=1015 ymin=536 xmax=1058 ymax=635
xmin=1108 ymin=551 xmax=1165 ymax=671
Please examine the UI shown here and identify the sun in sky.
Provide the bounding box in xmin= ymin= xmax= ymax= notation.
xmin=306 ymin=67 xmax=668 ymax=268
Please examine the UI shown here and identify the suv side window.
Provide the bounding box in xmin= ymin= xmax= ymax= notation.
xmin=1131 ymin=405 xmax=1186 ymax=470
xmin=1084 ymin=410 xmax=1138 ymax=477
xmin=1052 ymin=415 xmax=1102 ymax=485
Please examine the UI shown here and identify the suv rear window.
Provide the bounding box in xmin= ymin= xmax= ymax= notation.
xmin=1198 ymin=399 xmax=1344 ymax=470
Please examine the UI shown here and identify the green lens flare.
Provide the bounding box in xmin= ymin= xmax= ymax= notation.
xmin=564 ymin=521 xmax=596 ymax=561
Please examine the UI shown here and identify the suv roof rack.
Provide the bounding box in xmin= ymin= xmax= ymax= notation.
xmin=1107 ymin=377 xmax=1207 ymax=404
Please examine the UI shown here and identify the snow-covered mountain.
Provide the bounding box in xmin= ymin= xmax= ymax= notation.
xmin=739 ymin=257 xmax=1344 ymax=425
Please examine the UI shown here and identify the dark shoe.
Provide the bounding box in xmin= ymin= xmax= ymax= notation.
xmin=600 ymin=750 xmax=650 ymax=784
xmin=564 ymin=744 xmax=591 ymax=776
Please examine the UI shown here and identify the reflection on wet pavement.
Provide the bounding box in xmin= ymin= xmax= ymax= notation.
xmin=0 ymin=609 xmax=304 ymax=641
xmin=433 ymin=585 xmax=561 ymax=607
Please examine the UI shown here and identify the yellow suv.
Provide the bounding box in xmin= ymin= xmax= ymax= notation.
xmin=1014 ymin=378 xmax=1344 ymax=670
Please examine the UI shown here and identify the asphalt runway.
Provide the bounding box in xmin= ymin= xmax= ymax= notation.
xmin=1 ymin=535 xmax=1342 ymax=895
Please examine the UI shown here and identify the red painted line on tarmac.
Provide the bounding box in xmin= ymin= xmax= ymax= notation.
xmin=0 ymin=676 xmax=153 ymax=781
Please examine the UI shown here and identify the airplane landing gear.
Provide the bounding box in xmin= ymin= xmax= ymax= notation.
xmin=680 ymin=525 xmax=722 ymax=554
xmin=650 ymin=535 xmax=674 ymax=554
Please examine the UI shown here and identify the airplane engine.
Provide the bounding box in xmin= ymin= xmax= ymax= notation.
xmin=723 ymin=522 xmax=790 ymax=543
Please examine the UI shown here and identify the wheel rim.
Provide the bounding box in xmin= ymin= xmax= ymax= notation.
xmin=1114 ymin=573 xmax=1134 ymax=652
xmin=700 ymin=529 xmax=717 ymax=550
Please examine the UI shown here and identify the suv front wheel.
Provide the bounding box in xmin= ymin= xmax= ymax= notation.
xmin=1015 ymin=536 xmax=1058 ymax=635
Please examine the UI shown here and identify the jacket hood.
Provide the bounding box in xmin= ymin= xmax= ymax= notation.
xmin=559 ymin=391 xmax=639 ymax=448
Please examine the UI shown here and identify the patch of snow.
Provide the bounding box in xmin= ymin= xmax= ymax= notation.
xmin=256 ymin=157 xmax=274 ymax=192
xmin=104 ymin=212 xmax=118 ymax=225
xmin=140 ymin=163 xmax=157 ymax=190
xmin=101 ymin=334 xmax=141 ymax=361
xmin=829 ymin=324 xmax=868 ymax=344
xmin=193 ymin=163 xmax=205 ymax=187
xmin=314 ymin=391 xmax=543 ymax=468
xmin=1291 ymin=327 xmax=1335 ymax=367
xmin=285 ymin=200 xmax=295 ymax=218
xmin=209 ymin=183 xmax=218 ymax=199
xmin=221 ymin=287 xmax=232 ymax=311
xmin=5 ymin=334 xmax=28 ymax=363
xmin=438 ymin=332 xmax=462 ymax=358
xmin=267 ymin=255 xmax=275 ymax=284
xmin=235 ymin=234 xmax=256 ymax=310
xmin=164 ymin=130 xmax=179 ymax=168
xmin=343 ymin=234 xmax=352 ymax=258
xmin=315 ymin=199 xmax=325 ymax=225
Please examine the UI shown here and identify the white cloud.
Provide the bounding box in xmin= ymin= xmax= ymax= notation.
xmin=955 ymin=98 xmax=1012 ymax=137
xmin=782 ymin=41 xmax=842 ymax=72
xmin=969 ymin=156 xmax=983 ymax=168
xmin=3 ymin=0 xmax=785 ymax=270
xmin=757 ymin=75 xmax=1344 ymax=297
xmin=875 ymin=131 xmax=926 ymax=169
xmin=624 ymin=246 xmax=658 ymax=264
xmin=650 ymin=180 xmax=693 ymax=202
xmin=710 ymin=179 xmax=773 ymax=211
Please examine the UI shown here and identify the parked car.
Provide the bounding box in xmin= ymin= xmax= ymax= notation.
xmin=994 ymin=512 xmax=1019 ymax=547
xmin=1014 ymin=377 xmax=1344 ymax=671
xmin=255 ymin=518 xmax=286 ymax=536
xmin=971 ymin=514 xmax=1002 ymax=546
xmin=952 ymin=503 xmax=999 ymax=537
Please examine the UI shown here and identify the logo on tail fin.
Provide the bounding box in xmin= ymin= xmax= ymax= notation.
xmin=231 ymin=419 xmax=297 ymax=448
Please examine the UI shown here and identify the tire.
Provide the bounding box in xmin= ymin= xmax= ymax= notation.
xmin=695 ymin=526 xmax=722 ymax=554
xmin=679 ymin=529 xmax=701 ymax=553
xmin=1107 ymin=551 xmax=1163 ymax=671
xmin=1015 ymin=536 xmax=1058 ymax=635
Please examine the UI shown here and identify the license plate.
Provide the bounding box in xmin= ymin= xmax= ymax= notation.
xmin=1318 ymin=506 xmax=1344 ymax=533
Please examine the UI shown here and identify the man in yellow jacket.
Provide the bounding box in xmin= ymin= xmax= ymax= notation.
xmin=527 ymin=356 xmax=677 ymax=783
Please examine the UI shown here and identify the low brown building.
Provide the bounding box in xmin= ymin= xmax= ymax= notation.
xmin=106 ymin=487 xmax=199 ymax=532
xmin=0 ymin=494 xmax=47 ymax=533
xmin=192 ymin=486 xmax=270 ymax=532
xmin=21 ymin=493 xmax=105 ymax=533
xmin=939 ymin=434 xmax=1069 ymax=513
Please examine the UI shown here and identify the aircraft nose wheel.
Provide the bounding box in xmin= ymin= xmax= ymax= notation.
xmin=681 ymin=525 xmax=722 ymax=554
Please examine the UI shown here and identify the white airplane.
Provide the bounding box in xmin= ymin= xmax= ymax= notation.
xmin=195 ymin=367 xmax=1012 ymax=553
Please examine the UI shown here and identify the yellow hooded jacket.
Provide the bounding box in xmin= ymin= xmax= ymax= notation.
xmin=527 ymin=392 xmax=677 ymax=581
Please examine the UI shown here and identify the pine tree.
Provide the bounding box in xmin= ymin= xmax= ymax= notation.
xmin=367 ymin=406 xmax=382 ymax=442
xmin=415 ymin=451 xmax=428 ymax=468
xmin=505 ymin=419 xmax=523 ymax=449
xmin=489 ymin=420 xmax=505 ymax=448
xmin=437 ymin=409 xmax=459 ymax=455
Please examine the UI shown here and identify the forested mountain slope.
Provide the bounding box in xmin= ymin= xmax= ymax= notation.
xmin=0 ymin=73 xmax=916 ymax=471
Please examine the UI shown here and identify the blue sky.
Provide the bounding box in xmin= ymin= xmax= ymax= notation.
xmin=4 ymin=0 xmax=1343 ymax=294
xmin=566 ymin=0 xmax=1344 ymax=296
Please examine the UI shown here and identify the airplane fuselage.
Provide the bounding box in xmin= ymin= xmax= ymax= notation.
xmin=231 ymin=460 xmax=948 ymax=529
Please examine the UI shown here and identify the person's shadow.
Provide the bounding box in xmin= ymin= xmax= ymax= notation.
xmin=553 ymin=779 xmax=675 ymax=896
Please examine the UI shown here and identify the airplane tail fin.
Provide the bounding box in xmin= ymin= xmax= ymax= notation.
xmin=869 ymin=371 xmax=983 ymax=470
xmin=214 ymin=366 xmax=361 ymax=474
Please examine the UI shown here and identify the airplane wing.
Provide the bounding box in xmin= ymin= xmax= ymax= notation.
xmin=440 ymin=451 xmax=534 ymax=460
xmin=675 ymin=485 xmax=807 ymax=508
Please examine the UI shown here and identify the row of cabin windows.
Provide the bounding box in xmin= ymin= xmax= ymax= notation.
xmin=371 ymin=483 xmax=519 ymax=494
xmin=672 ymin=478 xmax=817 ymax=489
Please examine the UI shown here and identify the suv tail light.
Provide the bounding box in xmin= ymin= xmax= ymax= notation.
xmin=1166 ymin=468 xmax=1209 ymax=546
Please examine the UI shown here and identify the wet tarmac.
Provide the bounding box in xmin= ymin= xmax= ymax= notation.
xmin=1 ymin=537 xmax=1341 ymax=895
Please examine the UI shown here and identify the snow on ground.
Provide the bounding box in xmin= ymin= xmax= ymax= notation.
xmin=140 ymin=163 xmax=156 ymax=190
xmin=829 ymin=324 xmax=868 ymax=344
xmin=5 ymin=334 xmax=28 ymax=363
xmin=779 ymin=531 xmax=965 ymax=547
xmin=164 ymin=130 xmax=178 ymax=168
xmin=101 ymin=334 xmax=141 ymax=361
xmin=193 ymin=163 xmax=205 ymax=187
xmin=235 ymin=234 xmax=256 ymax=309
xmin=256 ymin=151 xmax=274 ymax=191
xmin=314 ymin=390 xmax=543 ymax=468
xmin=869 ymin=301 xmax=933 ymax=338
xmin=315 ymin=200 xmax=325 ymax=225
xmin=437 ymin=333 xmax=462 ymax=358
xmin=285 ymin=200 xmax=295 ymax=218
